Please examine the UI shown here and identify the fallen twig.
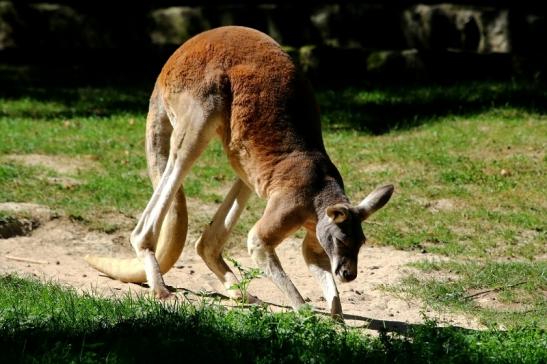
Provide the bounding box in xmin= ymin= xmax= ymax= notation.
xmin=5 ymin=255 xmax=48 ymax=264
xmin=464 ymin=281 xmax=527 ymax=300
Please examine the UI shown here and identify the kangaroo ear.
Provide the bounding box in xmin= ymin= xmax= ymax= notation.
xmin=326 ymin=204 xmax=349 ymax=224
xmin=357 ymin=184 xmax=394 ymax=221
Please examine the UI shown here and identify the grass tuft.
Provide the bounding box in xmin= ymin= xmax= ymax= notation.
xmin=391 ymin=260 xmax=547 ymax=329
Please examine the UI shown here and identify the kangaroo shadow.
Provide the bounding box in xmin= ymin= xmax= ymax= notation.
xmin=158 ymin=281 xmax=479 ymax=335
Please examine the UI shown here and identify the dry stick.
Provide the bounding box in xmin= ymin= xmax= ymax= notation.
xmin=463 ymin=281 xmax=527 ymax=300
xmin=5 ymin=255 xmax=48 ymax=264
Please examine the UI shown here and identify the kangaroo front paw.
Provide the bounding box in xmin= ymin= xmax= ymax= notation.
xmin=329 ymin=297 xmax=343 ymax=320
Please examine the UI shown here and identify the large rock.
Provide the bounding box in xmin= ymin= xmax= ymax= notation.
xmin=14 ymin=3 xmax=112 ymax=49
xmin=478 ymin=9 xmax=511 ymax=53
xmin=0 ymin=1 xmax=19 ymax=49
xmin=149 ymin=7 xmax=210 ymax=46
xmin=311 ymin=4 xmax=404 ymax=49
xmin=402 ymin=4 xmax=511 ymax=53
xmin=24 ymin=3 xmax=86 ymax=48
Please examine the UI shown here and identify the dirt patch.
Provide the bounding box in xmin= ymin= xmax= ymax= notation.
xmin=469 ymin=289 xmax=534 ymax=312
xmin=360 ymin=161 xmax=425 ymax=176
xmin=0 ymin=202 xmax=483 ymax=330
xmin=45 ymin=176 xmax=83 ymax=189
xmin=425 ymin=199 xmax=458 ymax=212
xmin=0 ymin=202 xmax=55 ymax=221
xmin=3 ymin=154 xmax=101 ymax=175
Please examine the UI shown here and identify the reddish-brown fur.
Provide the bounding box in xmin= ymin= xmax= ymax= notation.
xmin=158 ymin=27 xmax=343 ymax=203
xmin=86 ymin=26 xmax=394 ymax=316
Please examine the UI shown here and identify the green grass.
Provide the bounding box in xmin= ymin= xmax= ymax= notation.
xmin=330 ymin=109 xmax=546 ymax=259
xmin=0 ymin=76 xmax=546 ymax=349
xmin=390 ymin=260 xmax=547 ymax=330
xmin=1 ymin=81 xmax=545 ymax=251
xmin=0 ymin=275 xmax=545 ymax=363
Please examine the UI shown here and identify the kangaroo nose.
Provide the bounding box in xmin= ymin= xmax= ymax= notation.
xmin=342 ymin=269 xmax=357 ymax=281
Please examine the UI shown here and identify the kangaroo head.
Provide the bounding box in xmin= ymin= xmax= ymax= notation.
xmin=316 ymin=184 xmax=394 ymax=283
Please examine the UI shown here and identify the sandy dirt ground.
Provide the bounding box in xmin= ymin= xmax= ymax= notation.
xmin=0 ymin=202 xmax=482 ymax=332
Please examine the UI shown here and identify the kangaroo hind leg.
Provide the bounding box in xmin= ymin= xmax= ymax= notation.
xmin=195 ymin=178 xmax=256 ymax=301
xmin=145 ymin=91 xmax=188 ymax=279
xmin=131 ymin=92 xmax=218 ymax=298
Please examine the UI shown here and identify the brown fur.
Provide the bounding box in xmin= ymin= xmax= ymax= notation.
xmin=86 ymin=26 xmax=394 ymax=316
xmin=158 ymin=26 xmax=339 ymax=201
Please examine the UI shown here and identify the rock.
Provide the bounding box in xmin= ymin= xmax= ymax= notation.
xmin=19 ymin=4 xmax=94 ymax=48
xmin=0 ymin=215 xmax=36 ymax=239
xmin=310 ymin=4 xmax=404 ymax=48
xmin=479 ymin=9 xmax=511 ymax=53
xmin=149 ymin=7 xmax=210 ymax=46
xmin=0 ymin=1 xmax=20 ymax=49
xmin=402 ymin=4 xmax=511 ymax=53
xmin=0 ymin=202 xmax=54 ymax=238
xmin=310 ymin=4 xmax=340 ymax=46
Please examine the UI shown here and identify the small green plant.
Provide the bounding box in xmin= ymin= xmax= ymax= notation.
xmin=225 ymin=256 xmax=263 ymax=304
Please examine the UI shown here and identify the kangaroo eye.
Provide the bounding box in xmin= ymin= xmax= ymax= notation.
xmin=334 ymin=237 xmax=349 ymax=247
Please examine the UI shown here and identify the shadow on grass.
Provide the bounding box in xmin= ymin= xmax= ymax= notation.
xmin=2 ymin=306 xmax=542 ymax=363
xmin=1 ymin=274 xmax=544 ymax=363
xmin=1 ymin=63 xmax=546 ymax=133
xmin=0 ymin=307 xmax=491 ymax=364
xmin=318 ymin=81 xmax=547 ymax=134
xmin=0 ymin=64 xmax=152 ymax=118
xmin=151 ymin=281 xmax=470 ymax=336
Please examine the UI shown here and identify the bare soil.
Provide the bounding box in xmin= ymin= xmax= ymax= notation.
xmin=0 ymin=202 xmax=483 ymax=331
xmin=3 ymin=154 xmax=101 ymax=175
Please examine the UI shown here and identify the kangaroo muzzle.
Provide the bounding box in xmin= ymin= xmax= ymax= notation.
xmin=333 ymin=257 xmax=358 ymax=283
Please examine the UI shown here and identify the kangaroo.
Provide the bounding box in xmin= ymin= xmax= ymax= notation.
xmin=85 ymin=26 xmax=394 ymax=317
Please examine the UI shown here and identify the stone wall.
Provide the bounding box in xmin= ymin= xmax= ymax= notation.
xmin=1 ymin=2 xmax=545 ymax=83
